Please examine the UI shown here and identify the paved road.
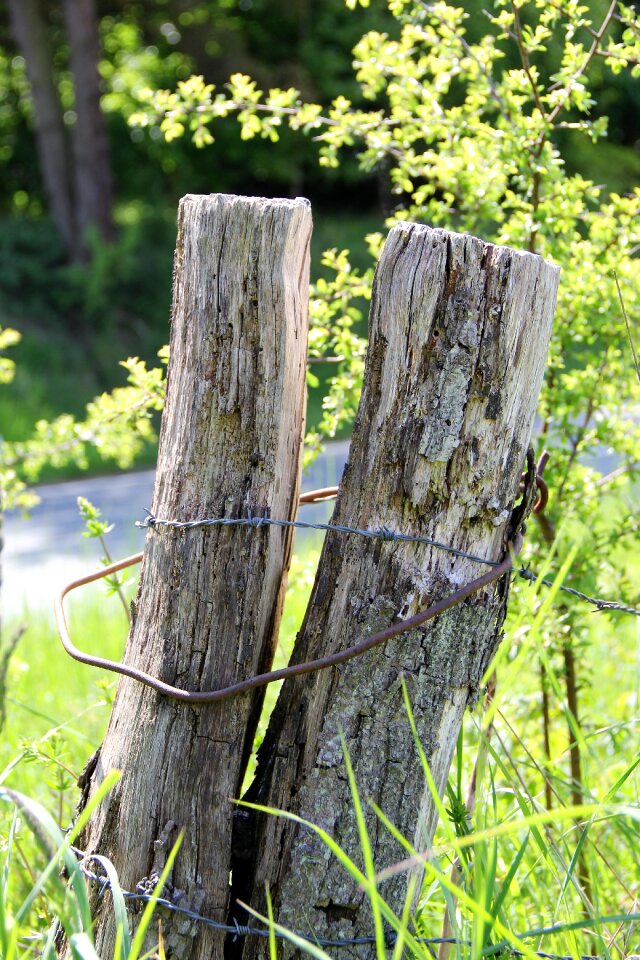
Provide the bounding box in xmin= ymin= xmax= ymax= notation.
xmin=3 ymin=442 xmax=350 ymax=618
xmin=2 ymin=430 xmax=627 ymax=620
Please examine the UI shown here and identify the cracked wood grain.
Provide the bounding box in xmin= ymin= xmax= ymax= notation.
xmin=232 ymin=222 xmax=558 ymax=958
xmin=79 ymin=193 xmax=311 ymax=960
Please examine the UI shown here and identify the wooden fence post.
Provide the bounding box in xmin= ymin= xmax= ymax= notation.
xmin=80 ymin=193 xmax=312 ymax=959
xmin=234 ymin=223 xmax=558 ymax=955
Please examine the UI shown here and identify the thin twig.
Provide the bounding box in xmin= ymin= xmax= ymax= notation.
xmin=438 ymin=674 xmax=498 ymax=960
xmin=548 ymin=0 xmax=619 ymax=124
xmin=541 ymin=661 xmax=554 ymax=811
xmin=555 ymin=347 xmax=610 ymax=505
xmin=418 ymin=0 xmax=511 ymax=119
xmin=594 ymin=461 xmax=638 ymax=488
xmin=498 ymin=709 xmax=636 ymax=904
xmin=98 ymin=533 xmax=132 ymax=625
xmin=510 ymin=0 xmax=547 ymax=117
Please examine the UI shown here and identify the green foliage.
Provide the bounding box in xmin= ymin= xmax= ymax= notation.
xmin=239 ymin=574 xmax=640 ymax=959
xmin=77 ymin=497 xmax=133 ymax=616
xmin=0 ymin=770 xmax=181 ymax=959
xmin=131 ymin=0 xmax=640 ymax=611
xmin=1 ymin=542 xmax=639 ymax=954
xmin=1 ymin=350 xmax=165 ymax=511
xmin=305 ymin=246 xmax=373 ymax=461
xmin=0 ymin=327 xmax=19 ymax=387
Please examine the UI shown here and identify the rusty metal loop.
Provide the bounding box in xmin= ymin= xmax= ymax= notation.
xmin=298 ymin=486 xmax=338 ymax=504
xmin=533 ymin=475 xmax=549 ymax=514
xmin=54 ymin=488 xmax=521 ymax=704
xmin=518 ymin=452 xmax=550 ymax=515
xmin=534 ymin=449 xmax=550 ymax=514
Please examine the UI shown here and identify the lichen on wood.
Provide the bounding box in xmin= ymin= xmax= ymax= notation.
xmin=234 ymin=223 xmax=558 ymax=957
xmin=80 ymin=193 xmax=312 ymax=960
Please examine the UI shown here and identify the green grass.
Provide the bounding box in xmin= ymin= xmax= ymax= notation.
xmin=0 ymin=543 xmax=319 ymax=956
xmin=1 ymin=531 xmax=639 ymax=957
xmin=1 ymin=585 xmax=129 ymax=816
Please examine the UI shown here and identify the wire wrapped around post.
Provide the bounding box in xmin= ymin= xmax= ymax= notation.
xmin=54 ymin=490 xmax=522 ymax=704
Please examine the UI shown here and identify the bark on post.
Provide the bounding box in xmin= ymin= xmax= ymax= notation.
xmin=81 ymin=194 xmax=311 ymax=959
xmin=234 ymin=223 xmax=558 ymax=954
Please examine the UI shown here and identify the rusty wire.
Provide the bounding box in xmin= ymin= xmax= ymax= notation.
xmin=54 ymin=466 xmax=640 ymax=704
xmin=54 ymin=485 xmax=521 ymax=704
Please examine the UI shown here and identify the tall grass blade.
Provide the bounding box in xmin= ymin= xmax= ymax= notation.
xmin=113 ymin=922 xmax=124 ymax=960
xmin=601 ymin=753 xmax=640 ymax=802
xmin=559 ymin=824 xmax=591 ymax=900
xmin=0 ymin=754 xmax=25 ymax=788
xmin=339 ymin=731 xmax=386 ymax=960
xmin=41 ymin=919 xmax=60 ymax=960
xmin=68 ymin=931 xmax=102 ymax=959
xmin=2 ymin=789 xmax=73 ymax=926
xmin=128 ymin=831 xmax=183 ymax=960
xmin=5 ymin=771 xmax=120 ymax=931
xmin=237 ymin=799 xmax=432 ymax=959
xmin=265 ymin=885 xmax=277 ymax=960
xmin=401 ymin=679 xmax=458 ymax=849
xmin=1 ymin=809 xmax=17 ymax=914
xmin=84 ymin=853 xmax=132 ymax=959
xmin=0 ymin=809 xmax=18 ymax=960
xmin=489 ymin=831 xmax=530 ymax=923
xmin=391 ymin=874 xmax=419 ymax=960
xmin=0 ymin=916 xmax=18 ymax=960
xmin=237 ymin=899 xmax=333 ymax=960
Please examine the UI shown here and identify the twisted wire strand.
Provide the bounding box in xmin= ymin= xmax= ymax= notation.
xmin=71 ymin=847 xmax=608 ymax=960
xmin=136 ymin=508 xmax=499 ymax=564
xmin=137 ymin=510 xmax=640 ymax=617
xmin=74 ymin=853 xmax=603 ymax=960
xmin=53 ymin=487 xmax=639 ymax=705
xmin=55 ymin=537 xmax=518 ymax=703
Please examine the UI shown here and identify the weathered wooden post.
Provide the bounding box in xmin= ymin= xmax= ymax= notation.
xmin=81 ymin=193 xmax=312 ymax=959
xmin=234 ymin=223 xmax=558 ymax=954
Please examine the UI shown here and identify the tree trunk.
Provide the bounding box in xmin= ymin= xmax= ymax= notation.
xmin=81 ymin=194 xmax=311 ymax=959
xmin=7 ymin=0 xmax=74 ymax=250
xmin=233 ymin=223 xmax=559 ymax=955
xmin=62 ymin=0 xmax=115 ymax=256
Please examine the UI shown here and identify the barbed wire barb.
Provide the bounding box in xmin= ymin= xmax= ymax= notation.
xmin=53 ymin=488 xmax=640 ymax=704
xmin=137 ymin=508 xmax=640 ymax=618
xmin=73 ymin=851 xmax=610 ymax=960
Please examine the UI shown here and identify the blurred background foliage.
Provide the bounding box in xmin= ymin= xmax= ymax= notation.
xmin=0 ymin=0 xmax=392 ymax=467
xmin=0 ymin=0 xmax=639 ymax=474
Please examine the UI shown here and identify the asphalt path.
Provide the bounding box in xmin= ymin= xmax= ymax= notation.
xmin=3 ymin=441 xmax=350 ymax=618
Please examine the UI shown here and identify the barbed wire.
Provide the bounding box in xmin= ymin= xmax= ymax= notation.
xmin=74 ymin=852 xmax=615 ymax=960
xmin=136 ymin=508 xmax=495 ymax=563
xmin=137 ymin=509 xmax=640 ymax=617
xmin=57 ymin=482 xmax=639 ymax=959
xmin=54 ymin=479 xmax=639 ymax=703
xmin=517 ymin=567 xmax=640 ymax=616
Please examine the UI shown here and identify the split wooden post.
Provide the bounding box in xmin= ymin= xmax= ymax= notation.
xmin=81 ymin=193 xmax=312 ymax=959
xmin=234 ymin=223 xmax=558 ymax=954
